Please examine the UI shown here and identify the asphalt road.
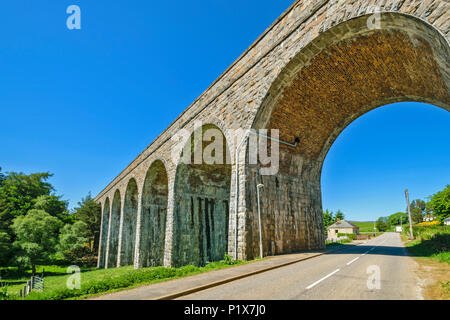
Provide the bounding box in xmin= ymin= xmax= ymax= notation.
xmin=178 ymin=232 xmax=421 ymax=300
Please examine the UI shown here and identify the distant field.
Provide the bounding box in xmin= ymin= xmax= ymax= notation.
xmin=351 ymin=221 xmax=376 ymax=233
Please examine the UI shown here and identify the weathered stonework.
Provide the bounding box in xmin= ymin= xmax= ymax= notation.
xmin=171 ymin=124 xmax=231 ymax=267
xmin=96 ymin=0 xmax=450 ymax=269
xmin=137 ymin=160 xmax=168 ymax=268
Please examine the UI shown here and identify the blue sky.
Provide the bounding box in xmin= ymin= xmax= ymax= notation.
xmin=0 ymin=1 xmax=449 ymax=221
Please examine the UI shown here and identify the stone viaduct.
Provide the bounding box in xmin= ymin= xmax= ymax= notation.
xmin=95 ymin=0 xmax=450 ymax=269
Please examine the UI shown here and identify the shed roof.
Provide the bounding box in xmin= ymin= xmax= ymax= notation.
xmin=328 ymin=220 xmax=359 ymax=229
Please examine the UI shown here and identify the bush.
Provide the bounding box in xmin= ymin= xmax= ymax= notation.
xmin=0 ymin=287 xmax=9 ymax=300
xmin=417 ymin=221 xmax=441 ymax=227
xmin=404 ymin=225 xmax=450 ymax=264
xmin=222 ymin=253 xmax=239 ymax=265
xmin=337 ymin=233 xmax=356 ymax=240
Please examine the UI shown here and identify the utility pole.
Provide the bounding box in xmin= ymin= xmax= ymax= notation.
xmin=405 ymin=189 xmax=414 ymax=240
xmin=256 ymin=184 xmax=264 ymax=259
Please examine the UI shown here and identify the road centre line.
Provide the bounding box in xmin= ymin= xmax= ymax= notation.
xmin=346 ymin=256 xmax=360 ymax=265
xmin=306 ymin=235 xmax=391 ymax=290
xmin=306 ymin=269 xmax=340 ymax=290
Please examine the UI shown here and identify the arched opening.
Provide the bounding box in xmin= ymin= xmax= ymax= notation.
xmin=120 ymin=178 xmax=138 ymax=266
xmin=139 ymin=160 xmax=168 ymax=267
xmin=247 ymin=13 xmax=449 ymax=259
xmin=321 ymin=101 xmax=450 ymax=222
xmin=107 ymin=190 xmax=121 ymax=268
xmin=172 ymin=124 xmax=232 ymax=267
xmin=99 ymin=197 xmax=110 ymax=268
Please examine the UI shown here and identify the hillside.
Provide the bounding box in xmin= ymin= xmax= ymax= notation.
xmin=350 ymin=221 xmax=376 ymax=233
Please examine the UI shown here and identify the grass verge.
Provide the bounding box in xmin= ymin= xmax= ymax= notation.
xmin=402 ymin=225 xmax=449 ymax=264
xmin=402 ymin=225 xmax=449 ymax=300
xmin=1 ymin=257 xmax=252 ymax=300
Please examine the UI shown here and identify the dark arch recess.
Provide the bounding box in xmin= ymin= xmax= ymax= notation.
xmin=120 ymin=178 xmax=139 ymax=266
xmin=139 ymin=160 xmax=169 ymax=267
xmin=107 ymin=190 xmax=121 ymax=268
xmin=99 ymin=197 xmax=110 ymax=268
xmin=172 ymin=124 xmax=232 ymax=267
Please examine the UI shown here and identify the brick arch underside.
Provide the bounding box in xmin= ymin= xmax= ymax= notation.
xmin=267 ymin=29 xmax=449 ymax=160
xmin=245 ymin=18 xmax=449 ymax=260
xmin=120 ymin=179 xmax=138 ymax=266
xmin=172 ymin=125 xmax=232 ymax=267
xmin=139 ymin=161 xmax=168 ymax=267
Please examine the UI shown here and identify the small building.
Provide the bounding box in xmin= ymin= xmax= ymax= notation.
xmin=327 ymin=220 xmax=360 ymax=241
xmin=423 ymin=214 xmax=436 ymax=222
xmin=444 ymin=217 xmax=450 ymax=226
xmin=395 ymin=226 xmax=403 ymax=233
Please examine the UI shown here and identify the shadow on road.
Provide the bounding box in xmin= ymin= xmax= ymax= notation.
xmin=327 ymin=243 xmax=410 ymax=257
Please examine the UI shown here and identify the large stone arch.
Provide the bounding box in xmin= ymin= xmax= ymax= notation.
xmin=106 ymin=190 xmax=121 ymax=268
xmin=245 ymin=12 xmax=450 ymax=260
xmin=119 ymin=178 xmax=139 ymax=266
xmin=98 ymin=197 xmax=110 ymax=268
xmin=138 ymin=160 xmax=169 ymax=267
xmin=171 ymin=124 xmax=232 ymax=267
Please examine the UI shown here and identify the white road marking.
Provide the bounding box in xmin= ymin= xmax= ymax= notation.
xmin=306 ymin=269 xmax=340 ymax=290
xmin=346 ymin=257 xmax=360 ymax=265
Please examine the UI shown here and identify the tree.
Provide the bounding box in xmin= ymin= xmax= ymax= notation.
xmin=410 ymin=199 xmax=426 ymax=212
xmin=376 ymin=217 xmax=388 ymax=232
xmin=72 ymin=194 xmax=101 ymax=253
xmin=323 ymin=209 xmax=335 ymax=231
xmin=11 ymin=209 xmax=62 ymax=275
xmin=408 ymin=199 xmax=426 ymax=224
xmin=33 ymin=194 xmax=70 ymax=223
xmin=58 ymin=221 xmax=90 ymax=262
xmin=0 ymin=232 xmax=11 ymax=266
xmin=335 ymin=210 xmax=345 ymax=221
xmin=388 ymin=212 xmax=408 ymax=226
xmin=427 ymin=185 xmax=450 ymax=223
xmin=410 ymin=208 xmax=424 ymax=224
xmin=0 ymin=167 xmax=5 ymax=187
xmin=0 ymin=172 xmax=53 ymax=236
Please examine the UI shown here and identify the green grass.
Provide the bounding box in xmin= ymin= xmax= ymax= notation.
xmin=351 ymin=221 xmax=376 ymax=233
xmin=325 ymin=238 xmax=352 ymax=247
xmin=402 ymin=225 xmax=450 ymax=264
xmin=1 ymin=257 xmax=251 ymax=300
xmin=441 ymin=281 xmax=450 ymax=297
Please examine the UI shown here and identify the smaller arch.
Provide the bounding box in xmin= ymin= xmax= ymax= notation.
xmin=107 ymin=190 xmax=121 ymax=268
xmin=98 ymin=197 xmax=110 ymax=268
xmin=119 ymin=178 xmax=139 ymax=266
xmin=139 ymin=160 xmax=169 ymax=267
xmin=172 ymin=124 xmax=232 ymax=267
